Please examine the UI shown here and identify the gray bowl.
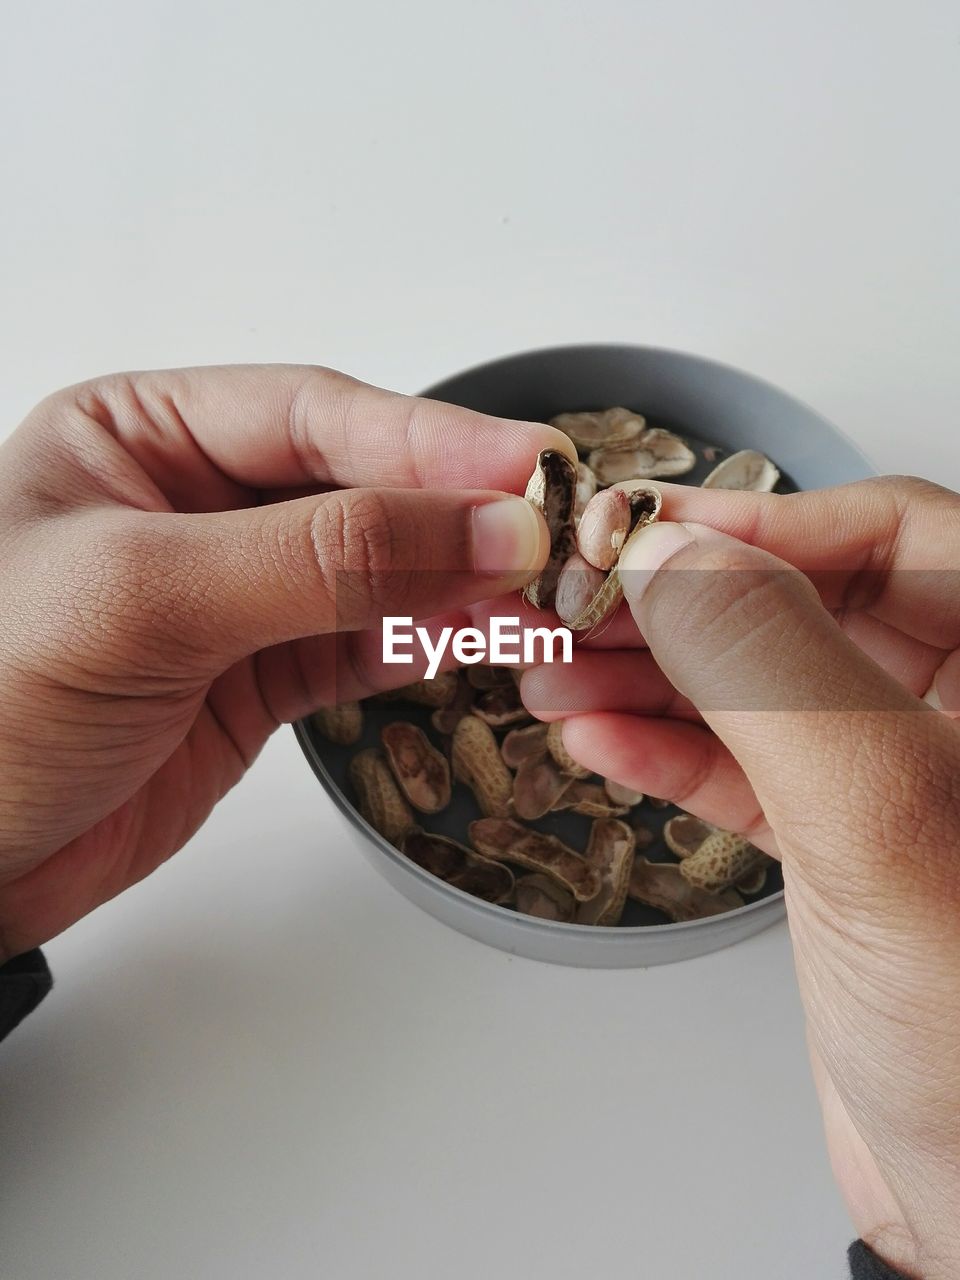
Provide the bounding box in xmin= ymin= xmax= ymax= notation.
xmin=294 ymin=345 xmax=875 ymax=967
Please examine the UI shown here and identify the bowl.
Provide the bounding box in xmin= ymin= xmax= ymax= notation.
xmin=294 ymin=344 xmax=875 ymax=967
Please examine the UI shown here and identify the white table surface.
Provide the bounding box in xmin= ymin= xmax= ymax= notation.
xmin=1 ymin=3 xmax=957 ymax=1277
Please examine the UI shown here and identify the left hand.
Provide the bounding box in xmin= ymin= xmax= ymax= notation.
xmin=0 ymin=363 xmax=570 ymax=958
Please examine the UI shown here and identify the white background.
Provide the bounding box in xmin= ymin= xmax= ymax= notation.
xmin=1 ymin=2 xmax=958 ymax=1277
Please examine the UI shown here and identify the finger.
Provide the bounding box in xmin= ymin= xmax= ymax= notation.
xmin=617 ymin=519 xmax=960 ymax=911
xmin=464 ymin=594 xmax=652 ymax=651
xmin=839 ymin=611 xmax=944 ymax=697
xmin=256 ymin=593 xmax=573 ymax=720
xmin=256 ymin=611 xmax=482 ymax=721
xmin=653 ymin=476 xmax=960 ymax=648
xmin=519 ymin=650 xmax=699 ymax=722
xmin=924 ymin=649 xmax=960 ymax=719
xmin=559 ymin=712 xmax=775 ymax=852
xmin=58 ymin=364 xmax=577 ymax=502
xmin=69 ymin=489 xmax=548 ymax=667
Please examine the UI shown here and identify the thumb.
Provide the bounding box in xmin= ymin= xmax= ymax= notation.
xmin=617 ymin=520 xmax=960 ymax=902
xmin=82 ymin=488 xmax=547 ymax=670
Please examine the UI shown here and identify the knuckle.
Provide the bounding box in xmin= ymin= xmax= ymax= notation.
xmin=286 ymin=366 xmax=366 ymax=481
xmin=656 ymin=544 xmax=817 ymax=659
xmin=869 ymin=474 xmax=943 ymax=501
xmin=307 ymin=489 xmax=434 ymax=626
xmin=309 ymin=490 xmax=403 ymax=606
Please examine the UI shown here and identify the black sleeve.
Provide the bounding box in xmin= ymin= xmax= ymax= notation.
xmin=0 ymin=949 xmax=52 ymax=1042
xmin=849 ymin=1240 xmax=915 ymax=1279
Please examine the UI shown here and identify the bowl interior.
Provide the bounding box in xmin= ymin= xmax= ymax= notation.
xmin=297 ymin=345 xmax=874 ymax=936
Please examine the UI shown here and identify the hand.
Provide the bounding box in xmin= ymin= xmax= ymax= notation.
xmin=521 ymin=476 xmax=960 ymax=1279
xmin=0 ymin=364 xmax=571 ymax=960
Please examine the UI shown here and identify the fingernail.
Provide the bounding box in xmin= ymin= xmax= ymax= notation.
xmin=618 ymin=521 xmax=697 ymax=605
xmin=923 ymin=680 xmax=943 ymax=712
xmin=473 ymin=498 xmax=546 ymax=577
xmin=543 ymin=431 xmax=579 ymax=468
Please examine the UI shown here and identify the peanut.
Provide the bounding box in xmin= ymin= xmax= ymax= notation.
xmin=381 ymin=721 xmax=451 ymax=814
xmin=310 ymin=701 xmax=363 ymax=746
xmin=628 ymin=858 xmax=743 ymax=922
xmin=576 ymin=818 xmax=636 ymax=926
xmin=555 ymin=553 xmax=605 ymax=627
xmin=679 ymin=830 xmax=769 ymax=893
xmin=348 ymin=748 xmax=416 ymax=845
xmin=452 ymin=715 xmax=513 ymax=818
xmin=576 ymin=488 xmax=632 ymax=571
xmin=515 ymin=873 xmax=576 ymax=922
xmin=469 ymin=817 xmax=602 ymax=902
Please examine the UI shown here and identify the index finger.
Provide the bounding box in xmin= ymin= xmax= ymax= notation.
xmin=655 ymin=476 xmax=960 ymax=648
xmin=62 ymin=363 xmax=577 ymax=496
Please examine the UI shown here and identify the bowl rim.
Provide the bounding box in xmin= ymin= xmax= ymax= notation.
xmin=421 ymin=340 xmax=876 ymax=478
xmin=295 ymin=342 xmax=878 ymax=940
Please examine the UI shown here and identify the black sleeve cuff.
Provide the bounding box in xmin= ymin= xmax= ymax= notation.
xmin=0 ymin=948 xmax=52 ymax=1043
xmin=849 ymin=1240 xmax=915 ymax=1279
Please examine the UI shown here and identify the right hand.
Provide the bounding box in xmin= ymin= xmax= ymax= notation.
xmin=522 ymin=476 xmax=960 ymax=1279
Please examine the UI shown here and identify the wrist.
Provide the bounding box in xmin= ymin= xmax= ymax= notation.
xmin=864 ymin=1218 xmax=960 ymax=1280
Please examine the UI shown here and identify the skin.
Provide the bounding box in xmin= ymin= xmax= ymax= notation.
xmin=2 ymin=371 xmax=958 ymax=1276
xmin=522 ymin=477 xmax=960 ymax=1279
xmin=0 ymin=364 xmax=570 ymax=959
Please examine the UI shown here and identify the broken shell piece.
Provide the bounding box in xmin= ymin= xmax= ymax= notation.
xmin=522 ymin=449 xmax=578 ymax=609
xmin=702 ymin=449 xmax=780 ymax=492
xmin=310 ymin=701 xmax=363 ymax=746
xmin=377 ymin=672 xmax=460 ymax=708
xmin=454 ymin=860 xmax=517 ymax=902
xmin=349 ymin=748 xmax=416 ymax=845
xmin=603 ymin=778 xmax=644 ymax=807
xmin=430 ymin=671 xmax=474 ymax=735
xmin=501 ymin=721 xmax=549 ymax=768
xmin=514 ymin=874 xmax=576 ymax=922
xmin=381 ymin=722 xmax=452 ymax=814
xmin=551 ymin=406 xmax=646 ymax=451
xmin=563 ymin=781 xmax=631 ymax=819
xmin=679 ymin=830 xmax=768 ymax=893
xmin=663 ymin=813 xmax=715 ymax=859
xmin=608 ymin=478 xmax=663 ymax=498
xmin=736 ymin=865 xmax=770 ymax=896
xmin=574 ymin=461 xmax=598 ymax=520
xmin=576 ymin=818 xmax=636 ymax=926
xmin=628 ymin=858 xmax=743 ymax=922
xmin=546 ymin=720 xmax=591 ymax=779
xmin=512 ymin=753 xmax=577 ymax=820
xmin=555 ymin=553 xmax=606 ymax=627
xmin=452 ymin=715 xmax=514 ymax=817
xmin=576 ymin=488 xmax=632 ymax=571
xmin=470 ymin=818 xmax=602 ymax=902
xmin=471 ymin=683 xmax=532 ymax=729
xmin=588 ymin=428 xmax=696 ymax=485
xmin=401 ymin=831 xmax=514 ymax=904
